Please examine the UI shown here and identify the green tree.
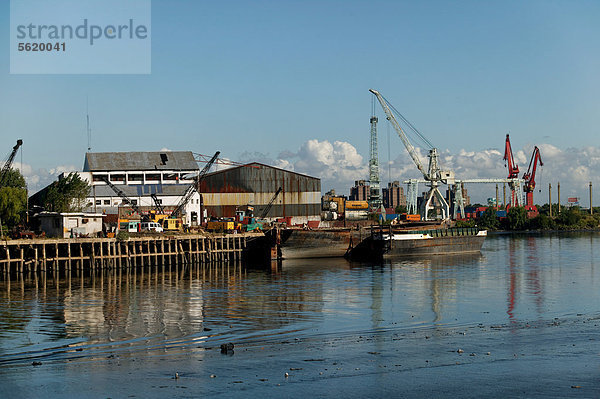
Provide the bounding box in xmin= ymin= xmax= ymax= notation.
xmin=0 ymin=168 xmax=27 ymax=229
xmin=395 ymin=205 xmax=408 ymax=214
xmin=506 ymin=206 xmax=528 ymax=230
xmin=43 ymin=173 xmax=91 ymax=212
xmin=478 ymin=207 xmax=499 ymax=230
xmin=556 ymin=207 xmax=582 ymax=228
xmin=529 ymin=213 xmax=555 ymax=230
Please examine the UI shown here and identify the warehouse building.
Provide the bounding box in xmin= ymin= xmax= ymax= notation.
xmin=197 ymin=163 xmax=321 ymax=225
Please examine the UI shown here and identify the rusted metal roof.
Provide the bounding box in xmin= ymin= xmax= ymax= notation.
xmin=199 ymin=163 xmax=320 ymax=194
xmin=84 ymin=152 xmax=198 ymax=172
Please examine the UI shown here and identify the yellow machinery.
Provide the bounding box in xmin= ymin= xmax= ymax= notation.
xmin=207 ymin=220 xmax=235 ymax=232
xmin=161 ymin=218 xmax=183 ymax=232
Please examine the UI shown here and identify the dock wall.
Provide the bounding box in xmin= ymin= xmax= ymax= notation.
xmin=0 ymin=233 xmax=266 ymax=274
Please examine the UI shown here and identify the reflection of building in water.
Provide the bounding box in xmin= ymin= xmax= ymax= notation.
xmin=57 ymin=264 xmax=324 ymax=344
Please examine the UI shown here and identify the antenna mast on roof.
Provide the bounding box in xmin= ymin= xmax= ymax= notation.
xmin=86 ymin=96 xmax=92 ymax=152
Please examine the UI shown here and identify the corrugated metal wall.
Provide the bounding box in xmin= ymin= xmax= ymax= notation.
xmin=198 ymin=164 xmax=321 ymax=218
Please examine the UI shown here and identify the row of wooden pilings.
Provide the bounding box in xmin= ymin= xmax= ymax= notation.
xmin=0 ymin=233 xmax=264 ymax=274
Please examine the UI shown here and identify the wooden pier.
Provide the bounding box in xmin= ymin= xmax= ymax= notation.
xmin=0 ymin=233 xmax=267 ymax=274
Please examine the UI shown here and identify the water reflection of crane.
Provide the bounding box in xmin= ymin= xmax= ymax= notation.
xmin=525 ymin=237 xmax=544 ymax=315
xmin=507 ymin=239 xmax=518 ymax=321
xmin=507 ymin=237 xmax=545 ymax=322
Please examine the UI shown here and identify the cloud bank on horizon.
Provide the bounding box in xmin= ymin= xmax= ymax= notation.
xmin=241 ymin=139 xmax=599 ymax=205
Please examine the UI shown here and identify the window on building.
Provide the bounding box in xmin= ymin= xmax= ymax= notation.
xmin=129 ymin=174 xmax=143 ymax=181
xmin=96 ymin=200 xmax=101 ymax=205
xmin=82 ymin=219 xmax=88 ymax=224
xmin=103 ymin=199 xmax=110 ymax=205
xmin=110 ymin=174 xmax=126 ymax=182
xmin=146 ymin=173 xmax=161 ymax=181
xmin=163 ymin=173 xmax=178 ymax=181
xmin=93 ymin=174 xmax=107 ymax=182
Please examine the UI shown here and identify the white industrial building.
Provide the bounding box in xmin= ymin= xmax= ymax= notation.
xmin=79 ymin=151 xmax=202 ymax=226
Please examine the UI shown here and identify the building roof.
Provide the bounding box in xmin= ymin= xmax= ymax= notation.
xmin=83 ymin=151 xmax=198 ymax=172
xmin=199 ymin=162 xmax=320 ymax=193
xmin=204 ymin=162 xmax=319 ymax=181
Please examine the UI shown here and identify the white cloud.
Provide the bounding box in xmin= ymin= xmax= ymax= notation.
xmin=277 ymin=140 xmax=367 ymax=190
xmin=270 ymin=139 xmax=600 ymax=204
xmin=10 ymin=162 xmax=78 ymax=194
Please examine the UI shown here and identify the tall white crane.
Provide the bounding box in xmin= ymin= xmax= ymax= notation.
xmin=368 ymin=112 xmax=384 ymax=214
xmin=369 ymin=89 xmax=454 ymax=220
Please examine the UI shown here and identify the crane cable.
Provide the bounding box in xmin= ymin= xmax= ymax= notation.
xmin=381 ymin=94 xmax=434 ymax=150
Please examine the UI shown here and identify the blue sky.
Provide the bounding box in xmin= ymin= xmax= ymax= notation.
xmin=2 ymin=0 xmax=600 ymax=203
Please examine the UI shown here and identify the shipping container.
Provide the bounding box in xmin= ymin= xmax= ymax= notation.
xmin=345 ymin=200 xmax=369 ymax=210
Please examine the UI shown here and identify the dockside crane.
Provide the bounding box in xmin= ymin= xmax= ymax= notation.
xmin=259 ymin=187 xmax=282 ymax=219
xmin=523 ymin=146 xmax=543 ymax=216
xmin=503 ymin=134 xmax=519 ymax=179
xmin=369 ymin=89 xmax=454 ymax=220
xmin=0 ymin=139 xmax=23 ymax=189
xmin=170 ymin=151 xmax=220 ymax=220
xmin=150 ymin=193 xmax=165 ymax=214
xmin=101 ymin=176 xmax=147 ymax=220
xmin=503 ymin=134 xmax=524 ymax=207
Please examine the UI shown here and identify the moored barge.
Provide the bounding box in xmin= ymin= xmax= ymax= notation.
xmin=358 ymin=226 xmax=487 ymax=258
xmin=271 ymin=224 xmax=486 ymax=260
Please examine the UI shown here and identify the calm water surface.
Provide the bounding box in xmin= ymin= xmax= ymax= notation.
xmin=1 ymin=232 xmax=598 ymax=366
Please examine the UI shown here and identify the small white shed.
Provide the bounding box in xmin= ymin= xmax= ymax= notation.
xmin=35 ymin=212 xmax=105 ymax=238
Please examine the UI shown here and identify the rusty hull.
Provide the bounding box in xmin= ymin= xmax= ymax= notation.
xmin=278 ymin=228 xmax=359 ymax=259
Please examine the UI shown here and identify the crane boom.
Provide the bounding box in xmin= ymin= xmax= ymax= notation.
xmin=0 ymin=139 xmax=23 ymax=188
xmin=101 ymin=176 xmax=144 ymax=216
xmin=170 ymin=151 xmax=219 ymax=219
xmin=369 ymin=89 xmax=428 ymax=178
xmin=259 ymin=187 xmax=282 ymax=219
xmin=150 ymin=193 xmax=165 ymax=214
xmin=523 ymin=146 xmax=543 ymax=192
xmin=503 ymin=134 xmax=519 ymax=179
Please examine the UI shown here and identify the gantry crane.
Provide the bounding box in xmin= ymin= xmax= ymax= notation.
xmin=523 ymin=146 xmax=543 ymax=216
xmin=503 ymin=134 xmax=524 ymax=207
xmin=0 ymin=139 xmax=23 ymax=189
xmin=370 ymin=89 xmax=454 ymax=220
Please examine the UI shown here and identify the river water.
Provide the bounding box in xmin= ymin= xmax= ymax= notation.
xmin=1 ymin=232 xmax=599 ymax=398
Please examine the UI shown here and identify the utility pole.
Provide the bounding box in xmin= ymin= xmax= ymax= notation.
xmin=590 ymin=182 xmax=593 ymax=215
xmin=549 ymin=183 xmax=552 ymax=218
xmin=557 ymin=182 xmax=561 ymax=214
xmin=495 ymin=184 xmax=499 ymax=210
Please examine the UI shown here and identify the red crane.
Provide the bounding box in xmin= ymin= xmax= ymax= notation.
xmin=523 ymin=146 xmax=543 ymax=216
xmin=503 ymin=134 xmax=519 ymax=179
xmin=503 ymin=134 xmax=522 ymax=207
